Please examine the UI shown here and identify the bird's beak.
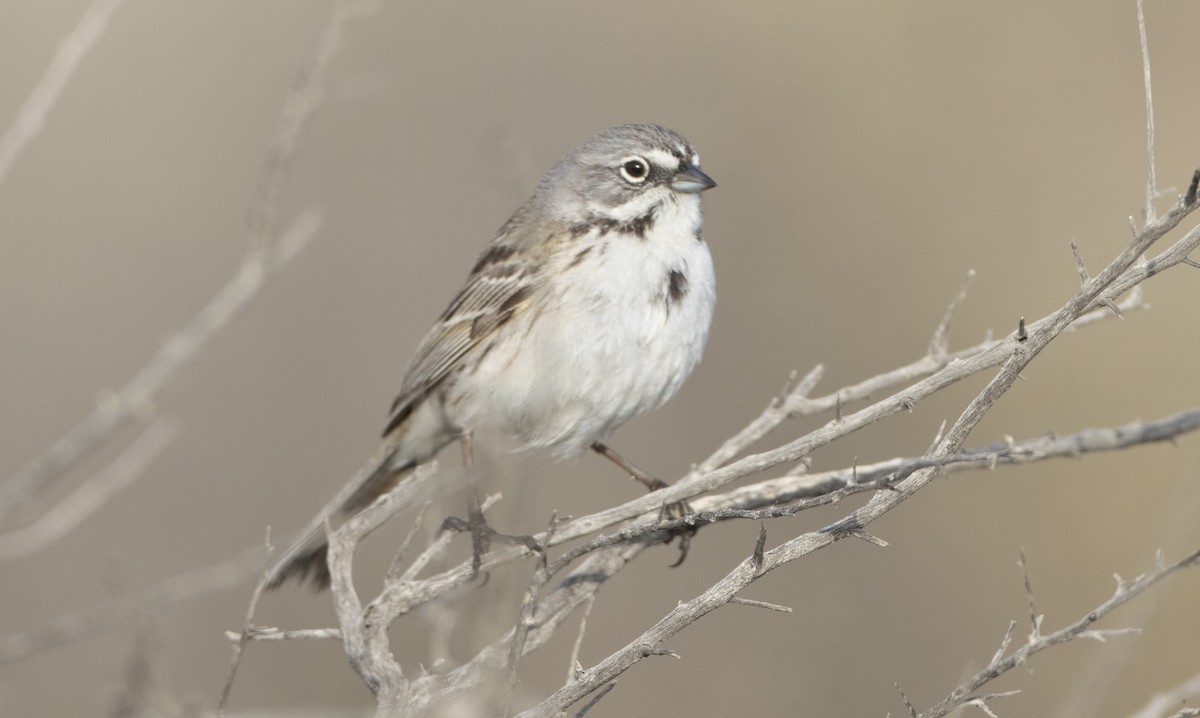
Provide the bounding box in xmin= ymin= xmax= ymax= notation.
xmin=670 ymin=164 xmax=717 ymax=194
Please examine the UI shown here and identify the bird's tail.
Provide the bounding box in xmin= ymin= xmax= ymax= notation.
xmin=265 ymin=443 xmax=415 ymax=591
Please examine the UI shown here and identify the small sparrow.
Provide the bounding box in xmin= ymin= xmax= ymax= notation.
xmin=267 ymin=124 xmax=716 ymax=590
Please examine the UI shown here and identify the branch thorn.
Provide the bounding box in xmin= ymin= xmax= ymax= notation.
xmin=850 ymin=530 xmax=889 ymax=548
xmin=1071 ymin=240 xmax=1090 ymax=285
xmin=752 ymin=524 xmax=767 ymax=571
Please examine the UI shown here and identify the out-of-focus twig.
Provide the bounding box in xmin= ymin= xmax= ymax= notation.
xmin=0 ymin=204 xmax=323 ymax=526
xmin=0 ymin=546 xmax=264 ymax=664
xmin=1129 ymin=672 xmax=1200 ymax=718
xmin=0 ymin=0 xmax=349 ymax=523
xmin=0 ymin=0 xmax=125 ymax=184
xmin=0 ymin=418 xmax=178 ymax=562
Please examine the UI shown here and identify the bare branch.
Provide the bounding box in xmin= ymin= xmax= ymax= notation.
xmin=0 ymin=5 xmax=340 ymax=521
xmin=0 ymin=206 xmax=324 ymax=526
xmin=727 ymin=597 xmax=793 ymax=613
xmin=223 ymin=627 xmax=341 ymax=642
xmin=323 ymin=463 xmax=446 ymax=707
xmin=1138 ymin=0 xmax=1157 ymax=224
xmin=217 ymin=530 xmax=276 ymax=717
xmin=0 ymin=547 xmax=264 ymax=664
xmin=567 ymin=596 xmax=596 ymax=682
xmin=1019 ymin=549 xmax=1042 ymax=641
xmin=316 ymin=397 xmax=1200 ymax=689
xmin=0 ymin=0 xmax=125 ymax=184
xmin=929 ymin=269 xmax=975 ymax=360
xmin=696 ymin=363 xmax=824 ymax=473
xmin=573 ymin=682 xmax=616 ymax=718
xmin=505 ymin=178 xmax=1200 ymax=715
xmin=320 ymin=397 xmax=1200 ymax=717
xmin=1072 ymin=239 xmax=1091 ymax=285
xmin=0 ymin=418 xmax=178 ymax=562
xmin=916 ymin=548 xmax=1200 ymax=718
xmin=1128 ymin=673 xmax=1200 ymax=718
xmin=561 ymin=407 xmax=1200 ymax=560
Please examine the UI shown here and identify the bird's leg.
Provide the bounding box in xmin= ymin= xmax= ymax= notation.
xmin=590 ymin=441 xmax=667 ymax=491
xmin=590 ymin=441 xmax=696 ymax=566
xmin=441 ymin=430 xmax=542 ymax=573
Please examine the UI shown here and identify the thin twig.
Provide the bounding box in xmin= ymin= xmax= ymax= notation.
xmin=1128 ymin=677 xmax=1200 ymax=718
xmin=0 ymin=418 xmax=178 ymax=562
xmin=929 ymin=269 xmax=976 ymax=360
xmin=567 ymin=596 xmax=596 ymax=682
xmin=0 ymin=207 xmax=324 ymax=525
xmin=696 ymin=363 xmax=824 ymax=473
xmin=1055 ymin=475 xmax=1200 ymax=717
xmin=0 ymin=547 xmax=264 ymax=664
xmin=1138 ymin=0 xmax=1157 ymax=225
xmin=573 ymin=682 xmax=616 ymax=718
xmin=217 ymin=530 xmax=275 ymax=716
xmin=223 ymin=627 xmax=341 ymax=642
xmin=916 ymin=548 xmax=1200 ymax=718
xmin=0 ymin=5 xmax=336 ymax=521
xmin=727 ymin=597 xmax=793 ymax=613
xmin=0 ymin=0 xmax=125 ymax=184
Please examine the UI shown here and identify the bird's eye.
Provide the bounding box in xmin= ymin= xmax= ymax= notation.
xmin=619 ymin=157 xmax=649 ymax=183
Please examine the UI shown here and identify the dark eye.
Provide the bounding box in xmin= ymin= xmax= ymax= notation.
xmin=619 ymin=157 xmax=649 ymax=183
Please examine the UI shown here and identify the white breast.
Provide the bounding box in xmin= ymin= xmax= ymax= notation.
xmin=456 ymin=195 xmax=715 ymax=456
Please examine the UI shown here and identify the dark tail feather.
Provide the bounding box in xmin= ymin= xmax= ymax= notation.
xmin=266 ymin=543 xmax=332 ymax=591
xmin=265 ymin=446 xmax=415 ymax=591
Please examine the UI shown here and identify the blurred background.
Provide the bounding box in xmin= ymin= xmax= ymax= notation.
xmin=2 ymin=1 xmax=1199 ymax=716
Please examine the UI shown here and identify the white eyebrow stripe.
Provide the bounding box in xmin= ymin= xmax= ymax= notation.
xmin=645 ymin=148 xmax=682 ymax=170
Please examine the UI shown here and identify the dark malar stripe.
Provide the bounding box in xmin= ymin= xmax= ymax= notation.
xmin=569 ymin=207 xmax=658 ymax=240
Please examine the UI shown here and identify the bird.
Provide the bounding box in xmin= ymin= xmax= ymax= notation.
xmin=266 ymin=123 xmax=717 ymax=590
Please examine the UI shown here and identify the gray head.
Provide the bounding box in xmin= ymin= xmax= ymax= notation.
xmin=531 ymin=124 xmax=715 ymax=224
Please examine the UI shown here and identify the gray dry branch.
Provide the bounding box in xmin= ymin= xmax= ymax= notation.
xmin=915 ymin=548 xmax=1200 ymax=718
xmin=8 ymin=1 xmax=1193 ymax=715
xmin=257 ymin=166 xmax=1200 ymax=716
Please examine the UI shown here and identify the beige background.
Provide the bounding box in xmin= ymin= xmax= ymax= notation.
xmin=3 ymin=1 xmax=1199 ymax=716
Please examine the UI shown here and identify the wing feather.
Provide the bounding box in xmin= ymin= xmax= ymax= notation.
xmin=382 ymin=223 xmax=552 ymax=436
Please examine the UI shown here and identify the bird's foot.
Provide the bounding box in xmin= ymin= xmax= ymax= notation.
xmin=441 ymin=510 xmax=543 ymax=574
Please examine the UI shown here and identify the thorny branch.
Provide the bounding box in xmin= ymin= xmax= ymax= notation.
xmin=6 ymin=2 xmax=1197 ymax=716
xmin=281 ymin=162 xmax=1200 ymax=715
xmin=285 ymin=160 xmax=1195 ymax=715
xmin=915 ymin=548 xmax=1200 ymax=718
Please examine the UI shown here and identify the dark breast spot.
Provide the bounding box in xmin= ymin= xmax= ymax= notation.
xmin=667 ymin=269 xmax=688 ymax=305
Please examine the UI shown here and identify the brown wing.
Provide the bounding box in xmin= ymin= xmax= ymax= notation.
xmin=382 ymin=225 xmax=546 ymax=436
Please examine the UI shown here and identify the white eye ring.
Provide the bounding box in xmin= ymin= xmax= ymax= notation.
xmin=618 ymin=156 xmax=650 ymax=183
